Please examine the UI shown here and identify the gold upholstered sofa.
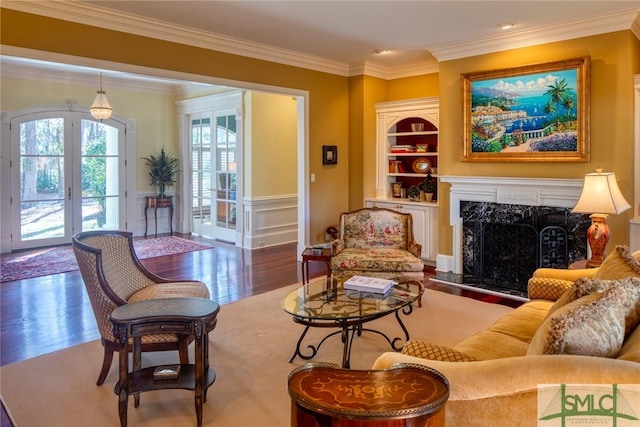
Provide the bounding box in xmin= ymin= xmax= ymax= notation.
xmin=373 ymin=245 xmax=640 ymax=427
xmin=330 ymin=207 xmax=424 ymax=282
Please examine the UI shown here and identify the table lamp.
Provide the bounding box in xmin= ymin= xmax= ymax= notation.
xmin=572 ymin=167 xmax=631 ymax=267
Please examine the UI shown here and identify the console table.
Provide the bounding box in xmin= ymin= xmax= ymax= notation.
xmin=288 ymin=362 xmax=449 ymax=427
xmin=144 ymin=196 xmax=173 ymax=237
xmin=110 ymin=298 xmax=219 ymax=427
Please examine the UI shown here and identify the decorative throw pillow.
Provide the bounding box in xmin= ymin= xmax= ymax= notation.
xmin=527 ymin=284 xmax=630 ymax=357
xmin=593 ymin=245 xmax=640 ymax=280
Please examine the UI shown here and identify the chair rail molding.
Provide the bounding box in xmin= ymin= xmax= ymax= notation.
xmin=438 ymin=176 xmax=583 ymax=274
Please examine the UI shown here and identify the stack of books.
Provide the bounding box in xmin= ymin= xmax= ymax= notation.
xmin=390 ymin=145 xmax=416 ymax=153
xmin=343 ymin=276 xmax=396 ymax=294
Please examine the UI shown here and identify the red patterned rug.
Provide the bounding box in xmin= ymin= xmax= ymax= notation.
xmin=0 ymin=236 xmax=213 ymax=283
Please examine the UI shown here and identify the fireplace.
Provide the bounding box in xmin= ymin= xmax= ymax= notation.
xmin=461 ymin=201 xmax=589 ymax=295
xmin=437 ymin=176 xmax=589 ymax=299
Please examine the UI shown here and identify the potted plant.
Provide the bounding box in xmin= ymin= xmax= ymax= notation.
xmin=419 ymin=171 xmax=436 ymax=202
xmin=407 ymin=185 xmax=421 ymax=201
xmin=143 ymin=148 xmax=179 ymax=200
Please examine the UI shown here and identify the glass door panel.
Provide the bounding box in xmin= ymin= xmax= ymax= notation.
xmin=17 ymin=117 xmax=70 ymax=246
xmin=11 ymin=113 xmax=123 ymax=251
xmin=191 ymin=117 xmax=214 ymax=237
xmin=214 ymin=114 xmax=237 ymax=241
xmin=80 ymin=119 xmax=120 ymax=231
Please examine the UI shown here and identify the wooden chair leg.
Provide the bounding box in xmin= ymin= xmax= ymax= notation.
xmin=97 ymin=346 xmax=114 ymax=386
xmin=178 ymin=337 xmax=190 ymax=364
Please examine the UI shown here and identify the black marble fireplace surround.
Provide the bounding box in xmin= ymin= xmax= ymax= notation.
xmin=460 ymin=201 xmax=591 ymax=297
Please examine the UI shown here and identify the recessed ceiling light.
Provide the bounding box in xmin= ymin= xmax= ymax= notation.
xmin=498 ymin=22 xmax=515 ymax=30
xmin=374 ymin=49 xmax=390 ymax=55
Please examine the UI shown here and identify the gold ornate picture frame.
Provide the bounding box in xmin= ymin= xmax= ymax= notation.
xmin=462 ymin=56 xmax=590 ymax=162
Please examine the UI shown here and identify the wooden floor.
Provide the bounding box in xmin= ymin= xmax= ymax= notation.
xmin=0 ymin=233 xmax=509 ymax=426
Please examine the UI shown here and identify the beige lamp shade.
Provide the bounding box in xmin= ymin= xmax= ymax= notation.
xmin=572 ymin=170 xmax=630 ymax=215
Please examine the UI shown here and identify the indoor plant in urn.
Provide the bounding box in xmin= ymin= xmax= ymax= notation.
xmin=419 ymin=171 xmax=436 ymax=202
xmin=143 ymin=148 xmax=179 ymax=201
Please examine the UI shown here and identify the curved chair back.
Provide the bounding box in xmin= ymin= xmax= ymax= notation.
xmin=72 ymin=230 xmax=154 ymax=341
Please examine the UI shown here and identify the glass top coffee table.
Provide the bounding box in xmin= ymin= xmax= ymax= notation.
xmin=282 ymin=277 xmax=423 ymax=368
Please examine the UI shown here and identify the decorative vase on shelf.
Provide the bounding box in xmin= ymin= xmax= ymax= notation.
xmin=424 ymin=192 xmax=434 ymax=202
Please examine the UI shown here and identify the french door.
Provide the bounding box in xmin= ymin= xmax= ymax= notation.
xmin=190 ymin=111 xmax=238 ymax=242
xmin=10 ymin=111 xmax=125 ymax=250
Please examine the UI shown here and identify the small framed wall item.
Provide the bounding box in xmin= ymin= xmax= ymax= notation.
xmin=323 ymin=145 xmax=338 ymax=165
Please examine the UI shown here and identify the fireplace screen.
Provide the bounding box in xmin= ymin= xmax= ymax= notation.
xmin=462 ymin=202 xmax=589 ymax=297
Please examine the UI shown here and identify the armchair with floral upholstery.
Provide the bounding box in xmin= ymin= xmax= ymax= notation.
xmin=330 ymin=207 xmax=424 ymax=282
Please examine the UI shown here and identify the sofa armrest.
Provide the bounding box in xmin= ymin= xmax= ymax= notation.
xmin=527 ymin=277 xmax=574 ymax=301
xmin=408 ymin=241 xmax=422 ymax=258
xmin=332 ymin=239 xmax=344 ymax=255
xmin=373 ymin=352 xmax=640 ymax=401
xmin=532 ymin=267 xmax=597 ymax=281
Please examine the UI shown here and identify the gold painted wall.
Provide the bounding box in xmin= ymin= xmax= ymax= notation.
xmin=244 ymin=92 xmax=298 ymax=197
xmin=436 ymin=30 xmax=637 ymax=255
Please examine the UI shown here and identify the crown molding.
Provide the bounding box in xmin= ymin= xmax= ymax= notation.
xmin=2 ymin=1 xmax=638 ymax=78
xmin=431 ymin=7 xmax=640 ymax=61
xmin=1 ymin=0 xmax=351 ymax=77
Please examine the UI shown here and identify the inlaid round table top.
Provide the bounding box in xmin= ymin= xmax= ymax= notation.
xmin=287 ymin=362 xmax=449 ymax=420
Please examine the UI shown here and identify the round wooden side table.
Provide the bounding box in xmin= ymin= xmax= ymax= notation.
xmin=288 ymin=362 xmax=449 ymax=427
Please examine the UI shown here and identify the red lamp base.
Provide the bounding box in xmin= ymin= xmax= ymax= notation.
xmin=585 ymin=213 xmax=610 ymax=268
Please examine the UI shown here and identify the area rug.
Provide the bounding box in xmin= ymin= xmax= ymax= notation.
xmin=0 ymin=281 xmax=513 ymax=426
xmin=0 ymin=236 xmax=213 ymax=283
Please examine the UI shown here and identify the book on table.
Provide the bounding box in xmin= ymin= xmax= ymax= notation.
xmin=343 ymin=275 xmax=396 ymax=294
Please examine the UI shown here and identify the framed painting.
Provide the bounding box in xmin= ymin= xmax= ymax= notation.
xmin=323 ymin=145 xmax=337 ymax=165
xmin=461 ymin=56 xmax=590 ymax=162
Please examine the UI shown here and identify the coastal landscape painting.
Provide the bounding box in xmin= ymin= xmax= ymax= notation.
xmin=462 ymin=57 xmax=590 ymax=162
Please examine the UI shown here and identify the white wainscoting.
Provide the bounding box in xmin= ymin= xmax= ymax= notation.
xmin=243 ymin=194 xmax=298 ymax=249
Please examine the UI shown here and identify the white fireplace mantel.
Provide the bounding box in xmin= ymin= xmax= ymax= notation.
xmin=438 ymin=176 xmax=583 ymax=274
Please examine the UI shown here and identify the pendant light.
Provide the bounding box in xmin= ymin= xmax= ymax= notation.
xmin=90 ymin=73 xmax=112 ymax=121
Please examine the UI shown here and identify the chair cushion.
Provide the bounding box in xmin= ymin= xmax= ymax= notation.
xmin=331 ymin=248 xmax=424 ymax=272
xmin=128 ymin=281 xmax=210 ymax=302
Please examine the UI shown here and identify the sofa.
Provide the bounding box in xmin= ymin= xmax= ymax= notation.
xmin=330 ymin=207 xmax=424 ymax=282
xmin=373 ymin=245 xmax=640 ymax=427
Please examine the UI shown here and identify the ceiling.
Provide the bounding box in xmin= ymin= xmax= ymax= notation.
xmin=2 ymin=1 xmax=640 ymax=87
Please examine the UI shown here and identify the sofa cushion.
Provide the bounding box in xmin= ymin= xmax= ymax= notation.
xmin=330 ymin=248 xmax=424 ymax=272
xmin=452 ymin=330 xmax=530 ymax=360
xmin=402 ymin=340 xmax=477 ymax=362
xmin=593 ymin=245 xmax=640 ymax=280
xmin=483 ymin=300 xmax=552 ymax=343
xmin=527 ymin=283 xmax=632 ymax=357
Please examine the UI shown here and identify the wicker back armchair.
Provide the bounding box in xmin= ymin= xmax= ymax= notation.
xmin=72 ymin=230 xmax=210 ymax=385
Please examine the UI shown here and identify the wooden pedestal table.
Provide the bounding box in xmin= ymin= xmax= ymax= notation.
xmin=144 ymin=196 xmax=173 ymax=237
xmin=288 ymin=362 xmax=449 ymax=427
xmin=110 ymin=298 xmax=220 ymax=427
